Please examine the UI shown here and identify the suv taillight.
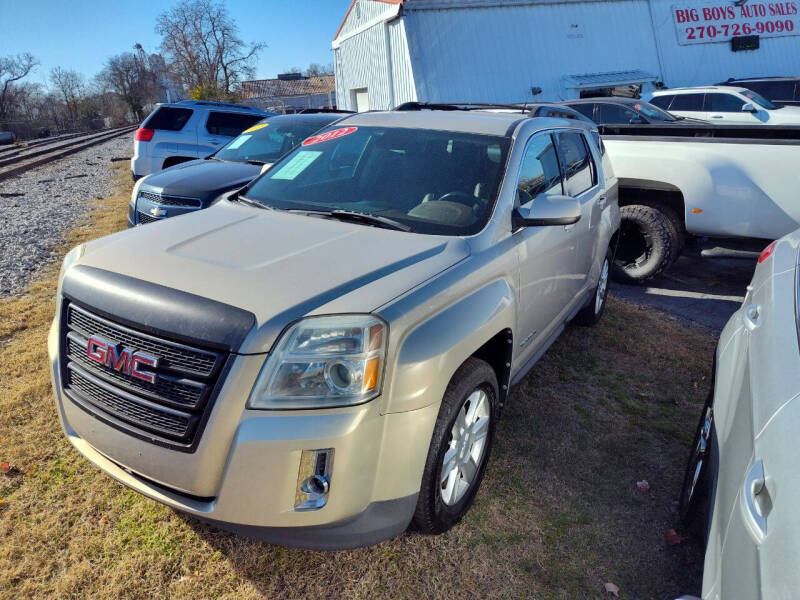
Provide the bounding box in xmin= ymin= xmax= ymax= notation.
xmin=135 ymin=127 xmax=154 ymax=142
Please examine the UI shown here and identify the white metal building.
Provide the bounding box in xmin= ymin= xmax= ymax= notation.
xmin=333 ymin=0 xmax=800 ymax=111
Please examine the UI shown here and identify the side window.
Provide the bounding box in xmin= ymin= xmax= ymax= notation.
xmin=556 ymin=132 xmax=597 ymax=196
xmin=142 ymin=107 xmax=193 ymax=131
xmin=670 ymin=93 xmax=705 ymax=111
xmin=516 ymin=134 xmax=563 ymax=205
xmin=747 ymin=81 xmax=792 ymax=100
xmin=206 ymin=112 xmax=264 ymax=137
xmin=706 ymin=93 xmax=746 ymax=112
xmin=596 ymin=103 xmax=639 ymax=124
xmin=649 ymin=95 xmax=673 ymax=110
xmin=570 ymin=104 xmax=597 ymax=120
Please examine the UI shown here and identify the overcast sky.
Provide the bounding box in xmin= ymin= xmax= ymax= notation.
xmin=0 ymin=0 xmax=351 ymax=86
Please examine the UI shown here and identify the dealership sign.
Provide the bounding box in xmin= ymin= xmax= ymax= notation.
xmin=672 ymin=2 xmax=800 ymax=44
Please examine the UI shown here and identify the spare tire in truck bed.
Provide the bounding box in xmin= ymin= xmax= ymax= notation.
xmin=612 ymin=203 xmax=677 ymax=283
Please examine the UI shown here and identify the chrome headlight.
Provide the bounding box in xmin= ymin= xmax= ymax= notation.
xmin=248 ymin=315 xmax=387 ymax=410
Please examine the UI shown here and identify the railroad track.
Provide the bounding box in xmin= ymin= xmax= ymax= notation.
xmin=0 ymin=131 xmax=88 ymax=158
xmin=0 ymin=126 xmax=136 ymax=181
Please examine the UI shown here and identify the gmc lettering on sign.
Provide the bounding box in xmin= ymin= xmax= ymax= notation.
xmin=672 ymin=2 xmax=800 ymax=44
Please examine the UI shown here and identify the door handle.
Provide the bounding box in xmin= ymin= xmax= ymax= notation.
xmin=597 ymin=195 xmax=607 ymax=206
xmin=742 ymin=459 xmax=771 ymax=540
xmin=743 ymin=304 xmax=761 ymax=330
xmin=711 ymin=115 xmax=724 ymax=119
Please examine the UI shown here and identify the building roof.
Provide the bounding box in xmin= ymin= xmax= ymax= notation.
xmin=241 ymin=75 xmax=336 ymax=100
xmin=334 ymin=0 xmax=403 ymax=40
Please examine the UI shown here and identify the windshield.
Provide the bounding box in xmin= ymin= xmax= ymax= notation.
xmin=742 ymin=89 xmax=778 ymax=110
xmin=242 ymin=126 xmax=511 ymax=236
xmin=214 ymin=119 xmax=334 ymax=164
xmin=634 ymin=102 xmax=678 ymax=122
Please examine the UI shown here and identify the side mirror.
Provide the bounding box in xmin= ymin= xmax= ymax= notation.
xmin=514 ymin=194 xmax=581 ymax=228
xmin=629 ymin=116 xmax=646 ymax=124
xmin=742 ymin=103 xmax=758 ymax=113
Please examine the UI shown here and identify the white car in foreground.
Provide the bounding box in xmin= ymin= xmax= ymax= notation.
xmin=649 ymin=86 xmax=800 ymax=125
xmin=678 ymin=230 xmax=800 ymax=599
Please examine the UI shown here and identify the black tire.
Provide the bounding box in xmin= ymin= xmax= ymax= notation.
xmin=679 ymin=397 xmax=714 ymax=544
xmin=412 ymin=357 xmax=499 ymax=535
xmin=574 ymin=247 xmax=612 ymax=326
xmin=612 ymin=203 xmax=678 ymax=283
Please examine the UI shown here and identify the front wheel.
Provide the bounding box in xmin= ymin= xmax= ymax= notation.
xmin=412 ymin=357 xmax=499 ymax=535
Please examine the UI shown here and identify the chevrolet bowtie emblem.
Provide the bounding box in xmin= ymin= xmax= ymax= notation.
xmin=149 ymin=207 xmax=167 ymax=217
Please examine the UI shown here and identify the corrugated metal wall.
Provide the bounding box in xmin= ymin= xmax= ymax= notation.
xmin=334 ymin=0 xmax=413 ymax=111
xmin=403 ymin=0 xmax=663 ymax=103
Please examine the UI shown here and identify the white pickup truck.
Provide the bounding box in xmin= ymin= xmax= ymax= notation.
xmin=600 ymin=124 xmax=800 ymax=282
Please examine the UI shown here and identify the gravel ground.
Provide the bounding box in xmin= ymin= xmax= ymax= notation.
xmin=0 ymin=135 xmax=132 ymax=297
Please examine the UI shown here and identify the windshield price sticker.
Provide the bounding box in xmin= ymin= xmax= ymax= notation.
xmin=270 ymin=150 xmax=322 ymax=180
xmin=302 ymin=126 xmax=358 ymax=147
xmin=673 ymin=2 xmax=800 ymax=45
xmin=243 ymin=123 xmax=269 ymax=134
xmin=226 ymin=134 xmax=252 ymax=150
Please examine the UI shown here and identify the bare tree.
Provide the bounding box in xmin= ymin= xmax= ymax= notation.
xmin=304 ymin=63 xmax=334 ymax=77
xmin=50 ymin=67 xmax=85 ymax=121
xmin=156 ymin=0 xmax=265 ymax=99
xmin=0 ymin=52 xmax=39 ymax=120
xmin=96 ymin=52 xmax=158 ymax=120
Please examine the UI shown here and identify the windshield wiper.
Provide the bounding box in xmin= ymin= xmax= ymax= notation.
xmin=244 ymin=159 xmax=266 ymax=165
xmin=232 ymin=195 xmax=270 ymax=210
xmin=287 ymin=209 xmax=411 ymax=232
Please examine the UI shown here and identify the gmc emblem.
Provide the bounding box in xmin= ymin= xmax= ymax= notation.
xmin=86 ymin=336 xmax=159 ymax=384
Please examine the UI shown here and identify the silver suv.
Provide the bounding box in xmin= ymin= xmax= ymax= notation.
xmin=131 ymin=100 xmax=272 ymax=179
xmin=51 ymin=109 xmax=620 ymax=549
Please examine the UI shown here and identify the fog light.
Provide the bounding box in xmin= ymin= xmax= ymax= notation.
xmin=294 ymin=448 xmax=333 ymax=511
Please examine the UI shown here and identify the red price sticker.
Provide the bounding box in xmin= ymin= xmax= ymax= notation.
xmin=302 ymin=126 xmax=358 ymax=146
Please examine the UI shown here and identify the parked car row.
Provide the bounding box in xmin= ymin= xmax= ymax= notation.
xmin=58 ymin=95 xmax=798 ymax=599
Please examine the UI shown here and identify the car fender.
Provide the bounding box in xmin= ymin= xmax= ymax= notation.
xmin=380 ymin=276 xmax=516 ymax=416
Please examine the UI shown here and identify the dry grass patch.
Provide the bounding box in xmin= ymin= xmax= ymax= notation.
xmin=0 ymin=164 xmax=714 ymax=599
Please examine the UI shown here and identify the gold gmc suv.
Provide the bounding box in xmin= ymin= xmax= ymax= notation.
xmin=50 ymin=108 xmax=620 ymax=549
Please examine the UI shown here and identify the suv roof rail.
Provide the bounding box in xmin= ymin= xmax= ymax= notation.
xmin=394 ymin=101 xmax=529 ymax=112
xmin=298 ymin=108 xmax=356 ymax=114
xmin=174 ymin=99 xmax=260 ymax=111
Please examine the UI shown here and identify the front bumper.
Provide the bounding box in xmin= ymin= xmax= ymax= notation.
xmin=48 ymin=318 xmax=436 ymax=549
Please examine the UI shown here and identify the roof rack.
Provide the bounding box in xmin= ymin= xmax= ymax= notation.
xmin=298 ymin=108 xmax=356 ymax=114
xmin=175 ymin=99 xmax=259 ymax=111
xmin=394 ymin=101 xmax=529 ymax=112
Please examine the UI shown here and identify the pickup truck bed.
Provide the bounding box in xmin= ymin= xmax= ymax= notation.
xmin=598 ymin=123 xmax=800 ymax=282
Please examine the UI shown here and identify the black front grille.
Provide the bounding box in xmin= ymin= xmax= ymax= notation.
xmin=61 ymin=303 xmax=228 ymax=450
xmin=136 ymin=210 xmax=161 ymax=225
xmin=138 ymin=191 xmax=202 ymax=208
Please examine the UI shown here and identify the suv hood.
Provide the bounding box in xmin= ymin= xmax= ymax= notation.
xmin=76 ymin=201 xmax=469 ymax=353
xmin=769 ymin=105 xmax=800 ymax=124
xmin=140 ymin=159 xmax=262 ymax=204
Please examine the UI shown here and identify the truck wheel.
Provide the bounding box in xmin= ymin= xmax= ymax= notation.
xmin=612 ymin=204 xmax=677 ymax=283
xmin=412 ymin=357 xmax=499 ymax=535
xmin=574 ymin=247 xmax=611 ymax=326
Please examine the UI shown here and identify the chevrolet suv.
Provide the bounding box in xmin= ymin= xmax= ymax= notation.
xmin=50 ymin=109 xmax=620 ymax=549
xmin=131 ymin=100 xmax=272 ymax=180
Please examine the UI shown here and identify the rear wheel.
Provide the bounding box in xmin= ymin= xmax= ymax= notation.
xmin=574 ymin=247 xmax=611 ymax=326
xmin=612 ymin=203 xmax=678 ymax=283
xmin=412 ymin=358 xmax=499 ymax=535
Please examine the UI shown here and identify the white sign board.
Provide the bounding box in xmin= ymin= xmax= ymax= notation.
xmin=672 ymin=2 xmax=800 ymax=45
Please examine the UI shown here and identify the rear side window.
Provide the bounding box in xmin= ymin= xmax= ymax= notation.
xmin=517 ymin=134 xmax=563 ymax=203
xmin=706 ymin=93 xmax=745 ymax=112
xmin=670 ymin=93 xmax=705 ymax=111
xmin=596 ymin=103 xmax=639 ymax=124
xmin=142 ymin=107 xmax=193 ymax=131
xmin=569 ymin=104 xmax=597 ymax=120
xmin=743 ymin=81 xmax=794 ymax=100
xmin=206 ymin=111 xmax=264 ymax=137
xmin=556 ymin=132 xmax=596 ymax=196
xmin=649 ymin=95 xmax=673 ymax=109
